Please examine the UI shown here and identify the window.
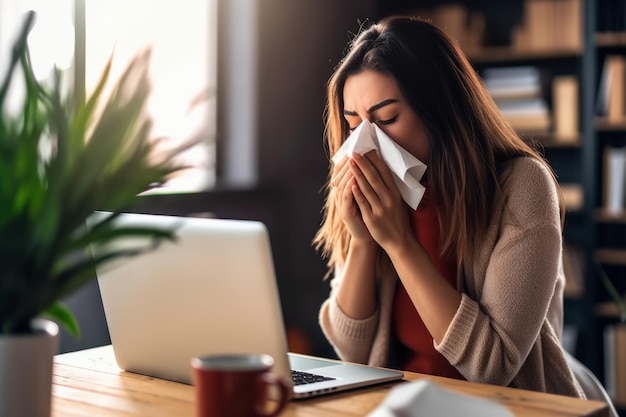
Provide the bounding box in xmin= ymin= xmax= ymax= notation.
xmin=0 ymin=0 xmax=218 ymax=192
xmin=83 ymin=0 xmax=217 ymax=192
xmin=0 ymin=0 xmax=74 ymax=113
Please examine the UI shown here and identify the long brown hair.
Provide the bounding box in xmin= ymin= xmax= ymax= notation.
xmin=313 ymin=16 xmax=564 ymax=275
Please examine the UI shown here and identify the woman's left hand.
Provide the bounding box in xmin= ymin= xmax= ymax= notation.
xmin=348 ymin=150 xmax=414 ymax=253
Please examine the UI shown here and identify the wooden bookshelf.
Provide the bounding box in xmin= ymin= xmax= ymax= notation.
xmin=596 ymin=249 xmax=626 ymax=266
xmin=595 ymin=209 xmax=626 ymax=223
xmin=467 ymin=47 xmax=582 ymax=64
xmin=380 ymin=0 xmax=616 ymax=379
xmin=596 ymin=301 xmax=624 ymax=319
xmin=596 ymin=32 xmax=626 ymax=47
xmin=521 ymin=133 xmax=581 ymax=148
xmin=595 ymin=118 xmax=626 ymax=131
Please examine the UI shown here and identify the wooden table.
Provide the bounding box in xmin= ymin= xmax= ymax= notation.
xmin=52 ymin=345 xmax=609 ymax=417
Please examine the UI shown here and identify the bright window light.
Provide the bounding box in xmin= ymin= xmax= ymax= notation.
xmin=85 ymin=0 xmax=217 ymax=192
xmin=0 ymin=0 xmax=74 ymax=113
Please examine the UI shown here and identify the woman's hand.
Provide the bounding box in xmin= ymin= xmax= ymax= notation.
xmin=331 ymin=154 xmax=379 ymax=321
xmin=331 ymin=156 xmax=373 ymax=243
xmin=348 ymin=150 xmax=414 ymax=253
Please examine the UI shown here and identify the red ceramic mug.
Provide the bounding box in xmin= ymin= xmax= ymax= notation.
xmin=191 ymin=353 xmax=290 ymax=417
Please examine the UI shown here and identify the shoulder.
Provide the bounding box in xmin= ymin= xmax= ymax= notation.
xmin=501 ymin=156 xmax=554 ymax=186
xmin=499 ymin=156 xmax=561 ymax=224
xmin=500 ymin=156 xmax=557 ymax=195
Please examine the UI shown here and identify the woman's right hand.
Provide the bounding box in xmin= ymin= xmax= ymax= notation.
xmin=331 ymin=156 xmax=379 ymax=321
xmin=332 ymin=156 xmax=374 ymax=243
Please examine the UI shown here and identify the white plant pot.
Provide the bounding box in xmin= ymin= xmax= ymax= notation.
xmin=0 ymin=319 xmax=59 ymax=417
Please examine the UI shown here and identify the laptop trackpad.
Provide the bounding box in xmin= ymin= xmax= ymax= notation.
xmin=289 ymin=355 xmax=339 ymax=371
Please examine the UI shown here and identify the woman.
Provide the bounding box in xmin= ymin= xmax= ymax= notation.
xmin=314 ymin=16 xmax=584 ymax=398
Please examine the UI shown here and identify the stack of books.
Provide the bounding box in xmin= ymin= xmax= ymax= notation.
xmin=483 ymin=66 xmax=551 ymax=132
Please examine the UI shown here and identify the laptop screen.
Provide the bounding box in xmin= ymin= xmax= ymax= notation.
xmin=92 ymin=212 xmax=294 ymax=388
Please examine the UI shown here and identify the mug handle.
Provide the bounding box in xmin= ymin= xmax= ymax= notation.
xmin=255 ymin=372 xmax=290 ymax=417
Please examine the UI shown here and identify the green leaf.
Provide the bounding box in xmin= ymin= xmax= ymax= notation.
xmin=0 ymin=11 xmax=35 ymax=108
xmin=69 ymin=54 xmax=113 ymax=147
xmin=43 ymin=301 xmax=80 ymax=338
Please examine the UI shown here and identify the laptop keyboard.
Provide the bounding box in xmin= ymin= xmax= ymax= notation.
xmin=291 ymin=370 xmax=336 ymax=386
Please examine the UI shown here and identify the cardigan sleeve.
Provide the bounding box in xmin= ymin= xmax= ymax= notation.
xmin=434 ymin=157 xmax=565 ymax=387
xmin=318 ymin=265 xmax=379 ymax=364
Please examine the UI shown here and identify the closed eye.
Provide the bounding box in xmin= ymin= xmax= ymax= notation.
xmin=346 ymin=115 xmax=397 ymax=132
xmin=377 ymin=116 xmax=398 ymax=126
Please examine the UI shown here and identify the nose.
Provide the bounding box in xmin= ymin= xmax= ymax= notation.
xmin=354 ymin=112 xmax=374 ymax=125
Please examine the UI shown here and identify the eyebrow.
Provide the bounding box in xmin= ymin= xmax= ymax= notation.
xmin=343 ymin=98 xmax=398 ymax=116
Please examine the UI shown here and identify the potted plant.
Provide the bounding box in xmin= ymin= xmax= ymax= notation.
xmin=0 ymin=12 xmax=190 ymax=417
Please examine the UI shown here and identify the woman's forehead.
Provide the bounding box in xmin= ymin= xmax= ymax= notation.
xmin=342 ymin=71 xmax=402 ymax=111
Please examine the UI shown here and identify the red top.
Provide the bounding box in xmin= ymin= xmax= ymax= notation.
xmin=392 ymin=189 xmax=464 ymax=380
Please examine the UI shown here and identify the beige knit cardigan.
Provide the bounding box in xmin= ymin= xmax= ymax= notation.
xmin=319 ymin=157 xmax=585 ymax=398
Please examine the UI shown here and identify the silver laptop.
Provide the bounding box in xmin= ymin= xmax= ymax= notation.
xmin=91 ymin=212 xmax=403 ymax=399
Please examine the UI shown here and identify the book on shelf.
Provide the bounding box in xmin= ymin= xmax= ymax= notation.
xmin=552 ymin=76 xmax=579 ymax=143
xmin=603 ymin=147 xmax=626 ymax=215
xmin=596 ymin=55 xmax=626 ymax=121
xmin=524 ymin=0 xmax=552 ymax=50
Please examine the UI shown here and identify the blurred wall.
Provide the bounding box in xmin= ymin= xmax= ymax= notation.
xmin=254 ymin=0 xmax=377 ymax=356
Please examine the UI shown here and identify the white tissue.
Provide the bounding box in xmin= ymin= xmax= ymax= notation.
xmin=332 ymin=121 xmax=427 ymax=210
xmin=366 ymin=379 xmax=514 ymax=417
